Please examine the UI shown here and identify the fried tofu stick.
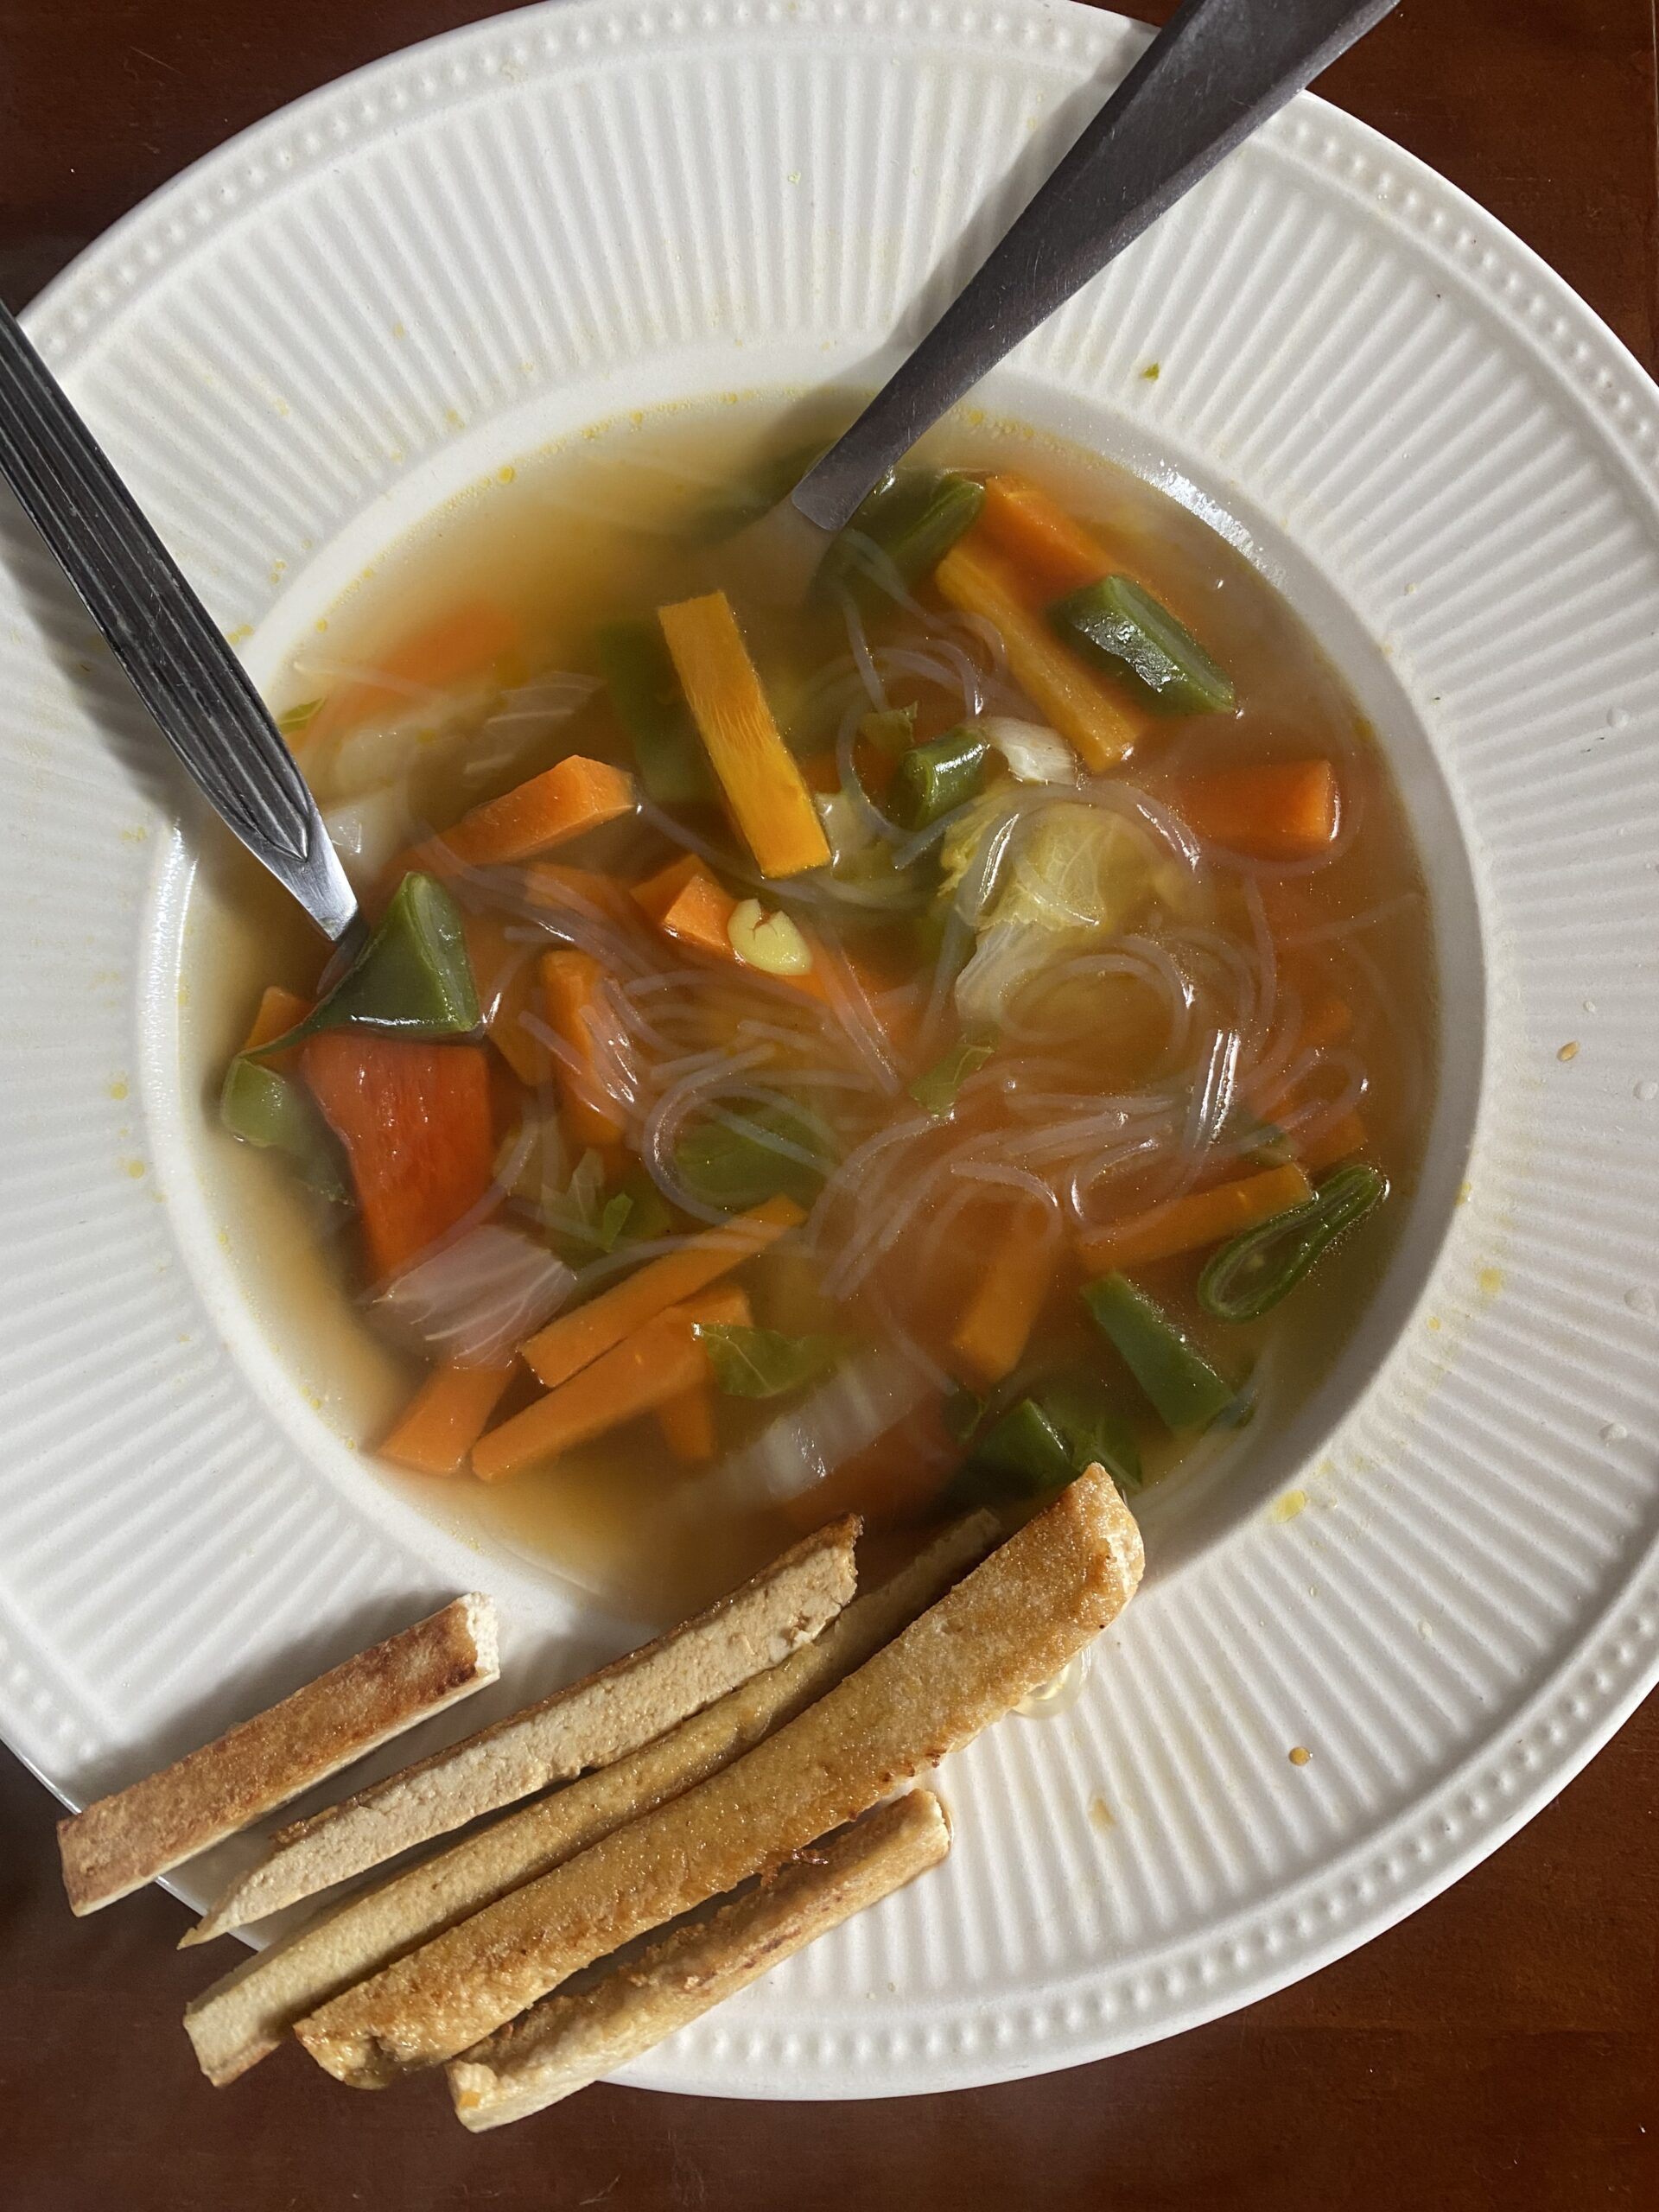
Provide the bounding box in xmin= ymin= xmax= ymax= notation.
xmin=58 ymin=1596 xmax=498 ymax=1917
xmin=185 ymin=1519 xmax=857 ymax=1946
xmin=184 ymin=1515 xmax=995 ymax=2085
xmin=449 ymin=1792 xmax=951 ymax=2129
xmin=296 ymin=1468 xmax=1141 ymax=2086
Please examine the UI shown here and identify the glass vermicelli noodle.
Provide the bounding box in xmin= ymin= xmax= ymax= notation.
xmin=195 ymin=403 xmax=1434 ymax=1615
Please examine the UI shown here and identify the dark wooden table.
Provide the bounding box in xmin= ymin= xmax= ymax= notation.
xmin=3 ymin=4 xmax=1657 ymax=2206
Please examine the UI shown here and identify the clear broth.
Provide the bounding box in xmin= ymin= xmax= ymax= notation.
xmin=182 ymin=398 xmax=1436 ymax=1620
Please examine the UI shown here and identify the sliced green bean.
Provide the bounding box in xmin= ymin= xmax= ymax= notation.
xmin=1048 ymin=575 xmax=1235 ymax=715
xmin=820 ymin=470 xmax=986 ymax=605
xmin=595 ymin=620 xmax=714 ymax=805
xmin=1198 ymin=1164 xmax=1389 ymax=1323
xmin=887 ymin=726 xmax=988 ymax=831
xmin=1083 ymin=1274 xmax=1234 ymax=1430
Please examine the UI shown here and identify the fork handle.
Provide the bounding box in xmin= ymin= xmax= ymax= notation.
xmin=793 ymin=0 xmax=1401 ymax=531
xmin=0 ymin=300 xmax=358 ymax=941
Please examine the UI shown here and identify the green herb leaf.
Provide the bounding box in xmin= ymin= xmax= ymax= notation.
xmin=859 ymin=705 xmax=918 ymax=755
xmin=696 ymin=1324 xmax=846 ymax=1399
xmin=597 ymin=1192 xmax=633 ymax=1251
xmin=277 ymin=698 xmax=323 ymax=737
xmin=909 ymin=1032 xmax=995 ymax=1117
xmin=675 ymin=1100 xmax=838 ymax=1212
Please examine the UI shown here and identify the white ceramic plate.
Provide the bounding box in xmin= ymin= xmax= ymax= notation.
xmin=3 ymin=0 xmax=1658 ymax=2101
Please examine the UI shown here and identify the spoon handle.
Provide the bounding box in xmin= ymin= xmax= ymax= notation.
xmin=0 ymin=300 xmax=359 ymax=942
xmin=792 ymin=0 xmax=1401 ymax=531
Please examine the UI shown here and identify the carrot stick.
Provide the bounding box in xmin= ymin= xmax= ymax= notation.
xmin=1300 ymin=1111 xmax=1369 ymax=1171
xmin=473 ymin=1287 xmax=751 ymax=1482
xmin=934 ymin=538 xmax=1153 ymax=769
xmin=656 ymin=1377 xmax=718 ymax=1463
xmin=241 ymin=985 xmax=311 ymax=1056
xmin=520 ymin=1196 xmax=804 ymax=1389
xmin=304 ymin=604 xmax=519 ymax=747
xmin=538 ymin=950 xmax=627 ymax=1147
xmin=430 ymin=756 xmax=635 ymax=868
xmin=1077 ymin=1162 xmax=1314 ymax=1274
xmin=1175 ymin=762 xmax=1338 ymax=861
xmin=302 ymin=1034 xmax=495 ymax=1281
xmin=382 ymin=1363 xmax=516 ymax=1476
xmin=949 ymin=1209 xmax=1059 ymax=1390
xmin=976 ymin=474 xmax=1117 ymax=599
xmin=658 ymin=593 xmax=830 ymax=879
xmin=631 ymin=855 xmax=736 ymax=954
xmin=462 ymin=912 xmax=546 ymax=1088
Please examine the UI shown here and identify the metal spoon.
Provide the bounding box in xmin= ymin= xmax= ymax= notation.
xmin=741 ymin=0 xmax=1400 ymax=591
xmin=0 ymin=298 xmax=359 ymax=942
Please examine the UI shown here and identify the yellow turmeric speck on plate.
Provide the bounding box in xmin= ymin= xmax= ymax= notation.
xmin=1269 ymin=1488 xmax=1309 ymax=1523
xmin=1477 ymin=1265 xmax=1503 ymax=1298
xmin=1557 ymin=1039 xmax=1580 ymax=1062
xmin=1087 ymin=1794 xmax=1115 ymax=1830
xmin=107 ymin=1078 xmax=128 ymax=1102
xmin=1288 ymin=1745 xmax=1312 ymax=1768
xmin=1141 ymin=361 xmax=1161 ymax=381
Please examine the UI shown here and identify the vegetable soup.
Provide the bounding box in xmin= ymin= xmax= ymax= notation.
xmin=191 ymin=404 xmax=1434 ymax=1617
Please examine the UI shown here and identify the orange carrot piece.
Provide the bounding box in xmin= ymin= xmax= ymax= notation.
xmin=1300 ymin=1111 xmax=1370 ymax=1171
xmin=382 ymin=1362 xmax=516 ymax=1476
xmin=1175 ymin=762 xmax=1338 ymax=861
xmin=241 ymin=984 xmax=310 ymax=1055
xmin=630 ymin=855 xmax=839 ymax=1009
xmin=658 ymin=593 xmax=830 ymax=879
xmin=523 ymin=861 xmax=643 ymax=928
xmin=935 ymin=538 xmax=1153 ymax=770
xmin=656 ymin=1376 xmax=718 ymax=1463
xmin=538 ymin=950 xmax=626 ymax=1147
xmin=473 ymin=1286 xmax=751 ymax=1482
xmin=949 ymin=1209 xmax=1059 ymax=1390
xmin=1077 ymin=1163 xmax=1314 ymax=1274
xmin=434 ymin=755 xmax=635 ymax=869
xmin=520 ymin=1195 xmax=804 ymax=1390
xmin=976 ymin=474 xmax=1116 ymax=599
xmin=462 ymin=911 xmax=546 ymax=1088
xmin=302 ymin=1033 xmax=495 ymax=1281
xmin=632 ymin=855 xmax=737 ymax=953
xmin=304 ymin=603 xmax=519 ymax=746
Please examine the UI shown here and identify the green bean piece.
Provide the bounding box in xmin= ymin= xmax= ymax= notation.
xmin=908 ymin=1031 xmax=995 ymax=1117
xmin=219 ymin=1059 xmax=349 ymax=1201
xmin=1198 ymin=1164 xmax=1389 ymax=1324
xmin=596 ymin=620 xmax=715 ymax=805
xmin=245 ymin=873 xmax=480 ymax=1057
xmin=957 ymin=1375 xmax=1141 ymax=1503
xmin=820 ymin=470 xmax=986 ymax=605
xmin=887 ymin=727 xmax=988 ymax=832
xmin=1048 ymin=575 xmax=1236 ymax=715
xmin=964 ymin=1398 xmax=1075 ymax=1498
xmin=1083 ymin=1274 xmax=1235 ymax=1430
